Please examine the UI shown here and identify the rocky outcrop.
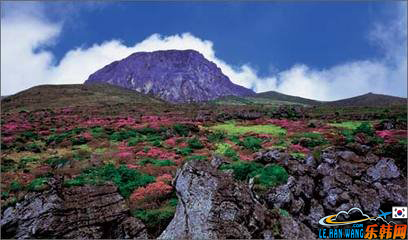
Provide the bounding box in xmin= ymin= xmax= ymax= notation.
xmin=259 ymin=144 xmax=407 ymax=233
xmin=85 ymin=50 xmax=254 ymax=103
xmin=1 ymin=182 xmax=147 ymax=239
xmin=159 ymin=159 xmax=307 ymax=239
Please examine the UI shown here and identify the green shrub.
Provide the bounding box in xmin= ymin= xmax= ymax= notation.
xmin=110 ymin=129 xmax=139 ymax=142
xmin=137 ymin=127 xmax=158 ymax=135
xmin=168 ymin=198 xmax=178 ymax=207
xmin=1 ymin=191 xmax=9 ymax=200
xmin=133 ymin=207 xmax=175 ymax=235
xmin=152 ymin=140 xmax=162 ymax=147
xmin=228 ymin=135 xmax=241 ymax=145
xmin=26 ymin=142 xmax=43 ymax=153
xmin=10 ymin=181 xmax=22 ymax=192
xmin=128 ymin=136 xmax=144 ymax=146
xmin=19 ymin=156 xmax=39 ymax=169
xmin=341 ymin=129 xmax=355 ymax=143
xmin=220 ymin=162 xmax=288 ymax=187
xmin=254 ymin=164 xmax=288 ymax=187
xmin=172 ymin=124 xmax=190 ymax=137
xmin=90 ymin=127 xmax=105 ymax=138
xmin=64 ymin=164 xmax=155 ymax=198
xmin=208 ymin=131 xmax=226 ymax=142
xmin=220 ymin=162 xmax=263 ymax=181
xmin=27 ymin=177 xmax=48 ymax=191
xmin=279 ymin=209 xmax=289 ymax=217
xmin=353 ymin=122 xmax=374 ymax=136
xmin=240 ymin=137 xmax=263 ymax=151
xmin=155 ymin=160 xmax=176 ymax=167
xmin=71 ymin=137 xmax=88 ymax=145
xmin=291 ymin=132 xmax=328 ymax=148
xmin=47 ymin=132 xmax=70 ymax=145
xmin=21 ymin=131 xmax=38 ymax=141
xmin=176 ymin=147 xmax=193 ymax=156
xmin=188 ymin=138 xmax=204 ymax=149
xmin=215 ymin=143 xmax=238 ymax=159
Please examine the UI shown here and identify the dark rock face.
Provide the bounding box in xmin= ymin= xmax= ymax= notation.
xmin=0 ymin=182 xmax=147 ymax=239
xmin=85 ymin=50 xmax=254 ymax=103
xmin=262 ymin=144 xmax=407 ymax=232
xmin=159 ymin=159 xmax=314 ymax=239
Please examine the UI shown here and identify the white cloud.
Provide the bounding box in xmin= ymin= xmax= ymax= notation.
xmin=1 ymin=2 xmax=407 ymax=100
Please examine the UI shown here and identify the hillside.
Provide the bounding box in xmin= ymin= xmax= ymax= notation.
xmin=1 ymin=83 xmax=164 ymax=112
xmin=326 ymin=92 xmax=406 ymax=107
xmin=85 ymin=49 xmax=254 ymax=103
xmin=210 ymin=91 xmax=322 ymax=106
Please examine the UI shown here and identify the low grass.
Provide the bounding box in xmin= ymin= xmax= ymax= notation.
xmin=329 ymin=121 xmax=372 ymax=130
xmin=210 ymin=122 xmax=286 ymax=136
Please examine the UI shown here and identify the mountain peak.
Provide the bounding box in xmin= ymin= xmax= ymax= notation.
xmin=85 ymin=50 xmax=254 ymax=102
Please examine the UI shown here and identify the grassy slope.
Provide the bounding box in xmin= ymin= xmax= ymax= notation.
xmin=326 ymin=93 xmax=406 ymax=107
xmin=1 ymin=83 xmax=165 ymax=112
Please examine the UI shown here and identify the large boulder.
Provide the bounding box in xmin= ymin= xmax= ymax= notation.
xmin=1 ymin=181 xmax=147 ymax=239
xmin=159 ymin=160 xmax=290 ymax=239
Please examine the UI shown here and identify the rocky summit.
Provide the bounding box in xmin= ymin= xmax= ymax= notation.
xmin=85 ymin=49 xmax=254 ymax=102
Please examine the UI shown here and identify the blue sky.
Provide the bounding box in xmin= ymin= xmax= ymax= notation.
xmin=1 ymin=1 xmax=407 ymax=100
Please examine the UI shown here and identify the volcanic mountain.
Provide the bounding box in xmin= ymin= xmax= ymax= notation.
xmin=85 ymin=50 xmax=255 ymax=103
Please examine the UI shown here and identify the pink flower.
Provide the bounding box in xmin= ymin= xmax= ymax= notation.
xmin=81 ymin=132 xmax=93 ymax=140
xmin=164 ymin=137 xmax=177 ymax=146
xmin=130 ymin=181 xmax=173 ymax=203
xmin=291 ymin=144 xmax=310 ymax=154
xmin=2 ymin=136 xmax=14 ymax=144
xmin=127 ymin=164 xmax=139 ymax=169
xmin=117 ymin=151 xmax=133 ymax=158
xmin=156 ymin=174 xmax=173 ymax=183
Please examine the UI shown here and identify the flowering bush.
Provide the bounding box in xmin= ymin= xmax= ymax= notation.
xmin=136 ymin=148 xmax=177 ymax=159
xmin=130 ymin=181 xmax=173 ymax=204
xmin=156 ymin=174 xmax=173 ymax=184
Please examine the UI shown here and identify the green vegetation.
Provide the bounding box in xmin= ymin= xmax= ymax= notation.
xmin=90 ymin=127 xmax=106 ymax=138
xmin=27 ymin=177 xmax=48 ymax=191
xmin=10 ymin=181 xmax=23 ymax=192
xmin=329 ymin=121 xmax=371 ymax=130
xmin=291 ymin=132 xmax=328 ymax=148
xmin=220 ymin=162 xmax=288 ymax=187
xmin=187 ymin=137 xmax=204 ymax=149
xmin=220 ymin=162 xmax=262 ymax=181
xmin=210 ymin=122 xmax=286 ymax=135
xmin=240 ymin=136 xmax=263 ymax=151
xmin=353 ymin=122 xmax=374 ymax=136
xmin=19 ymin=156 xmax=39 ymax=169
xmin=254 ymin=165 xmax=289 ymax=187
xmin=139 ymin=158 xmax=176 ymax=167
xmin=173 ymin=124 xmax=190 ymax=137
xmin=176 ymin=147 xmax=193 ymax=156
xmin=65 ymin=164 xmax=155 ymax=198
xmin=290 ymin=152 xmax=306 ymax=159
xmin=215 ymin=143 xmax=238 ymax=160
xmin=110 ymin=129 xmax=139 ymax=141
xmin=208 ymin=131 xmax=226 ymax=142
xmin=133 ymin=205 xmax=176 ymax=235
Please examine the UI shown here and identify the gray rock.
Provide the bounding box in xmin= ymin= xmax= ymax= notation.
xmin=254 ymin=149 xmax=288 ymax=164
xmin=366 ymin=158 xmax=400 ymax=182
xmin=159 ymin=160 xmax=274 ymax=240
xmin=0 ymin=182 xmax=147 ymax=239
xmin=306 ymin=200 xmax=325 ymax=230
xmin=266 ymin=176 xmax=295 ymax=209
xmin=280 ymin=216 xmax=316 ymax=240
